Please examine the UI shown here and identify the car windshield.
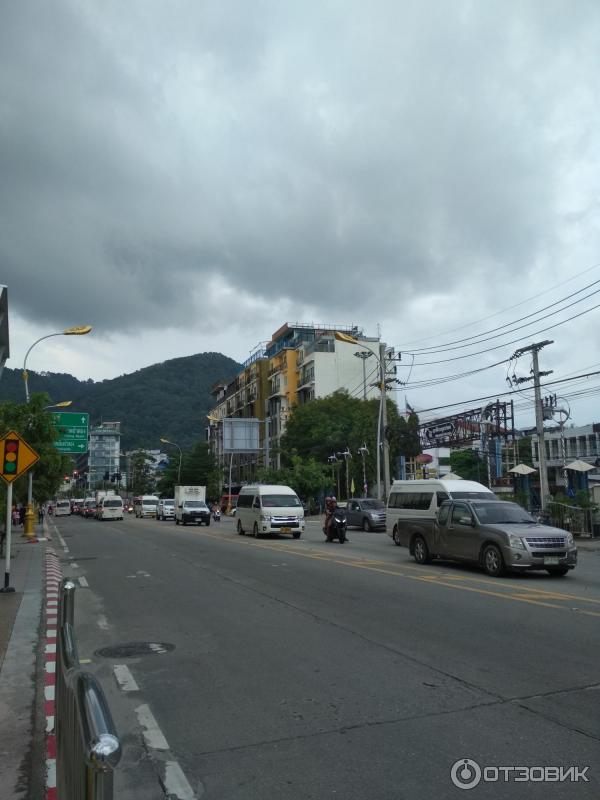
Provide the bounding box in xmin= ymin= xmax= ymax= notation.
xmin=184 ymin=500 xmax=204 ymax=508
xmin=57 ymin=501 xmax=69 ymax=507
xmin=261 ymin=494 xmax=301 ymax=508
xmin=360 ymin=500 xmax=384 ymax=509
xmin=451 ymin=491 xmax=495 ymax=500
xmin=163 ymin=500 xmax=174 ymax=506
xmin=142 ymin=500 xmax=157 ymax=506
xmin=473 ymin=502 xmax=536 ymax=524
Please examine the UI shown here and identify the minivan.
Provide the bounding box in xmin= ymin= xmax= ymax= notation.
xmin=236 ymin=485 xmax=305 ymax=538
xmin=387 ymin=479 xmax=494 ymax=547
xmin=98 ymin=495 xmax=124 ymax=521
xmin=136 ymin=495 xmax=159 ymax=518
xmin=54 ymin=499 xmax=71 ymax=517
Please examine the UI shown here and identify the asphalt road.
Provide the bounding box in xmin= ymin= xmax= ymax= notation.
xmin=51 ymin=513 xmax=600 ymax=799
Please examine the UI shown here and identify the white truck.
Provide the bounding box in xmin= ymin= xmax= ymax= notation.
xmin=174 ymin=486 xmax=210 ymax=526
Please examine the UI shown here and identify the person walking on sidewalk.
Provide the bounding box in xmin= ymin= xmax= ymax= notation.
xmin=12 ymin=506 xmax=19 ymax=527
xmin=18 ymin=505 xmax=25 ymax=527
xmin=38 ymin=504 xmax=45 ymax=524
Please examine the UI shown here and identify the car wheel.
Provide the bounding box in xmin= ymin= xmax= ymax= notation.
xmin=392 ymin=526 xmax=402 ymax=546
xmin=362 ymin=518 xmax=372 ymax=532
xmin=413 ymin=535 xmax=431 ymax=564
xmin=547 ymin=566 xmax=569 ymax=576
xmin=482 ymin=544 xmax=505 ymax=577
xmin=237 ymin=519 xmax=244 ymax=535
xmin=175 ymin=518 xmax=179 ymax=525
xmin=293 ymin=531 xmax=301 ymax=539
xmin=253 ymin=522 xmax=260 ymax=538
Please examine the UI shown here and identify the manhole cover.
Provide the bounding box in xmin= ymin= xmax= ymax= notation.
xmin=95 ymin=642 xmax=175 ymax=658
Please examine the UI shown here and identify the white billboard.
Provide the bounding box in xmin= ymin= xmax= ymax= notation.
xmin=222 ymin=418 xmax=261 ymax=453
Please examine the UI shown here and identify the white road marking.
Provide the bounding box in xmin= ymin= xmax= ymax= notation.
xmin=78 ymin=577 xmax=89 ymax=588
xmin=149 ymin=643 xmax=167 ymax=654
xmin=70 ymin=562 xmax=79 ymax=569
xmin=113 ymin=664 xmax=140 ymax=692
xmin=46 ymin=758 xmax=56 ymax=788
xmin=97 ymin=615 xmax=109 ymax=630
xmin=57 ymin=533 xmax=67 ymax=548
xmin=46 ymin=629 xmax=57 ymax=639
xmin=135 ymin=704 xmax=169 ymax=750
xmin=164 ymin=761 xmax=197 ymax=799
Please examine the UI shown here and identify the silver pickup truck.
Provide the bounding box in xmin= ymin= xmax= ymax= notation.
xmin=406 ymin=499 xmax=577 ymax=577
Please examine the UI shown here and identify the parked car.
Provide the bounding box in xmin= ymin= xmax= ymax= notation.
xmin=404 ymin=498 xmax=577 ymax=577
xmin=345 ymin=498 xmax=386 ymax=531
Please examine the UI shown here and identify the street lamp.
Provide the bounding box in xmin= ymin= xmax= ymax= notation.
xmin=160 ymin=438 xmax=182 ymax=486
xmin=335 ymin=332 xmax=391 ymax=500
xmin=354 ymin=351 xmax=373 ymax=401
xmin=358 ymin=443 xmax=369 ymax=497
xmin=337 ymin=448 xmax=352 ymax=500
xmin=44 ymin=400 xmax=73 ymax=410
xmin=22 ymin=326 xmax=92 ymax=537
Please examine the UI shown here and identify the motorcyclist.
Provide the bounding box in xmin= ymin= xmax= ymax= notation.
xmin=324 ymin=495 xmax=346 ymax=540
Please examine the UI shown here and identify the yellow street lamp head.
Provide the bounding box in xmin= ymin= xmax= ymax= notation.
xmin=334 ymin=331 xmax=359 ymax=345
xmin=160 ymin=437 xmax=171 ymax=444
xmin=46 ymin=400 xmax=72 ymax=409
xmin=63 ymin=325 xmax=92 ymax=336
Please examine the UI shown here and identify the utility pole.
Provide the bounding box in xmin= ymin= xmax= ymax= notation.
xmin=379 ymin=342 xmax=390 ymax=500
xmin=512 ymin=340 xmax=553 ymax=511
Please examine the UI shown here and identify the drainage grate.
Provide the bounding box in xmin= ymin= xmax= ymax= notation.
xmin=95 ymin=642 xmax=174 ymax=658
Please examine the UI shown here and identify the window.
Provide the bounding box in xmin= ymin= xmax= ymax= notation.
xmin=451 ymin=503 xmax=472 ymax=525
xmin=236 ymin=494 xmax=253 ymax=508
xmin=436 ymin=491 xmax=449 ymax=506
xmin=437 ymin=503 xmax=451 ymax=525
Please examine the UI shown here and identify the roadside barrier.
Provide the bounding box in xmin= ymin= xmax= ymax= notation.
xmin=56 ymin=579 xmax=121 ymax=799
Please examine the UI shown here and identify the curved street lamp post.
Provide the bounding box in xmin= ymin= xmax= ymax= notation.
xmin=160 ymin=438 xmax=182 ymax=486
xmin=22 ymin=326 xmax=92 ymax=537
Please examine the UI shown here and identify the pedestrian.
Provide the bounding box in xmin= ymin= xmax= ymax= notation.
xmin=12 ymin=506 xmax=19 ymax=527
xmin=18 ymin=505 xmax=25 ymax=527
xmin=38 ymin=505 xmax=45 ymax=524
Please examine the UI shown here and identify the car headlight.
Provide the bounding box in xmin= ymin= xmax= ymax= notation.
xmin=566 ymin=533 xmax=574 ymax=547
xmin=508 ymin=534 xmax=526 ymax=550
xmin=260 ymin=514 xmax=271 ymax=521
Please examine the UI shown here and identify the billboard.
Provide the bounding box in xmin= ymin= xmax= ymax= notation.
xmin=222 ymin=418 xmax=261 ymax=453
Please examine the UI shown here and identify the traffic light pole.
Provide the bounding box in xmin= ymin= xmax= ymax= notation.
xmin=1 ymin=483 xmax=15 ymax=592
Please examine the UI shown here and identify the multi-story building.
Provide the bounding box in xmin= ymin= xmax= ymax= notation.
xmin=531 ymin=423 xmax=600 ymax=488
xmin=209 ymin=323 xmax=381 ymax=485
xmin=86 ymin=421 xmax=121 ymax=490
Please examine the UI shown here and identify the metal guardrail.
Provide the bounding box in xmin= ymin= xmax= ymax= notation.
xmin=547 ymin=502 xmax=594 ymax=536
xmin=56 ymin=579 xmax=121 ymax=799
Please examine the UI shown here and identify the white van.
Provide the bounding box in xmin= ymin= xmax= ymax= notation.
xmin=54 ymin=499 xmax=71 ymax=517
xmin=387 ymin=479 xmax=494 ymax=547
xmin=137 ymin=495 xmax=159 ymax=519
xmin=98 ymin=495 xmax=124 ymax=521
xmin=236 ymin=485 xmax=305 ymax=538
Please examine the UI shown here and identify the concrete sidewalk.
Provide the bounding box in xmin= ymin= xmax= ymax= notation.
xmin=0 ymin=523 xmax=49 ymax=800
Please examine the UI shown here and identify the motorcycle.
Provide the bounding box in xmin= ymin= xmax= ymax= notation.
xmin=212 ymin=508 xmax=221 ymax=522
xmin=324 ymin=508 xmax=347 ymax=543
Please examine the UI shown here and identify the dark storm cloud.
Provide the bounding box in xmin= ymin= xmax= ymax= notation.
xmin=2 ymin=0 xmax=600 ymax=332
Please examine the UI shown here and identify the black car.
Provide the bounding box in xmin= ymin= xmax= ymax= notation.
xmin=345 ymin=498 xmax=386 ymax=531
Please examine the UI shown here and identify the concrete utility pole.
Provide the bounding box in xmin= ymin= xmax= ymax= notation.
xmin=379 ymin=342 xmax=390 ymax=500
xmin=512 ymin=340 xmax=553 ymax=511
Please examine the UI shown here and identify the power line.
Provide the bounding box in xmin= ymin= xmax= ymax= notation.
xmin=398 ymin=260 xmax=600 ymax=348
xmin=412 ymin=369 xmax=600 ymax=415
xmin=407 ymin=299 xmax=600 ymax=365
xmin=404 ymin=277 xmax=600 ymax=354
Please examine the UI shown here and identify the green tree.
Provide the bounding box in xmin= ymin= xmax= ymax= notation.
xmin=279 ymin=391 xmax=421 ymax=495
xmin=449 ymin=449 xmax=485 ymax=483
xmin=0 ymin=393 xmax=73 ymax=506
xmin=129 ymin=451 xmax=155 ymax=495
xmin=257 ymin=455 xmax=329 ymax=507
xmin=155 ymin=442 xmax=220 ymax=500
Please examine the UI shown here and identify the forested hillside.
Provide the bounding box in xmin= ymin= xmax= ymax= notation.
xmin=0 ymin=352 xmax=241 ymax=450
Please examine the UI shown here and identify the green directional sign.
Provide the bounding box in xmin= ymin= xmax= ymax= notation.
xmin=51 ymin=411 xmax=89 ymax=454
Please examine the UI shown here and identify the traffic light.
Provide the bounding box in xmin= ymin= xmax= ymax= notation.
xmin=3 ymin=438 xmax=19 ymax=476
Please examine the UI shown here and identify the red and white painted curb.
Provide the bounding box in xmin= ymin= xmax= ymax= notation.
xmin=45 ymin=548 xmax=62 ymax=800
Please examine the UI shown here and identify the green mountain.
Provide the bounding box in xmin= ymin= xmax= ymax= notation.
xmin=0 ymin=352 xmax=241 ymax=450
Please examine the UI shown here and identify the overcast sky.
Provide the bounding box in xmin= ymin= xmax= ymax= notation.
xmin=2 ymin=1 xmax=600 ymax=429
